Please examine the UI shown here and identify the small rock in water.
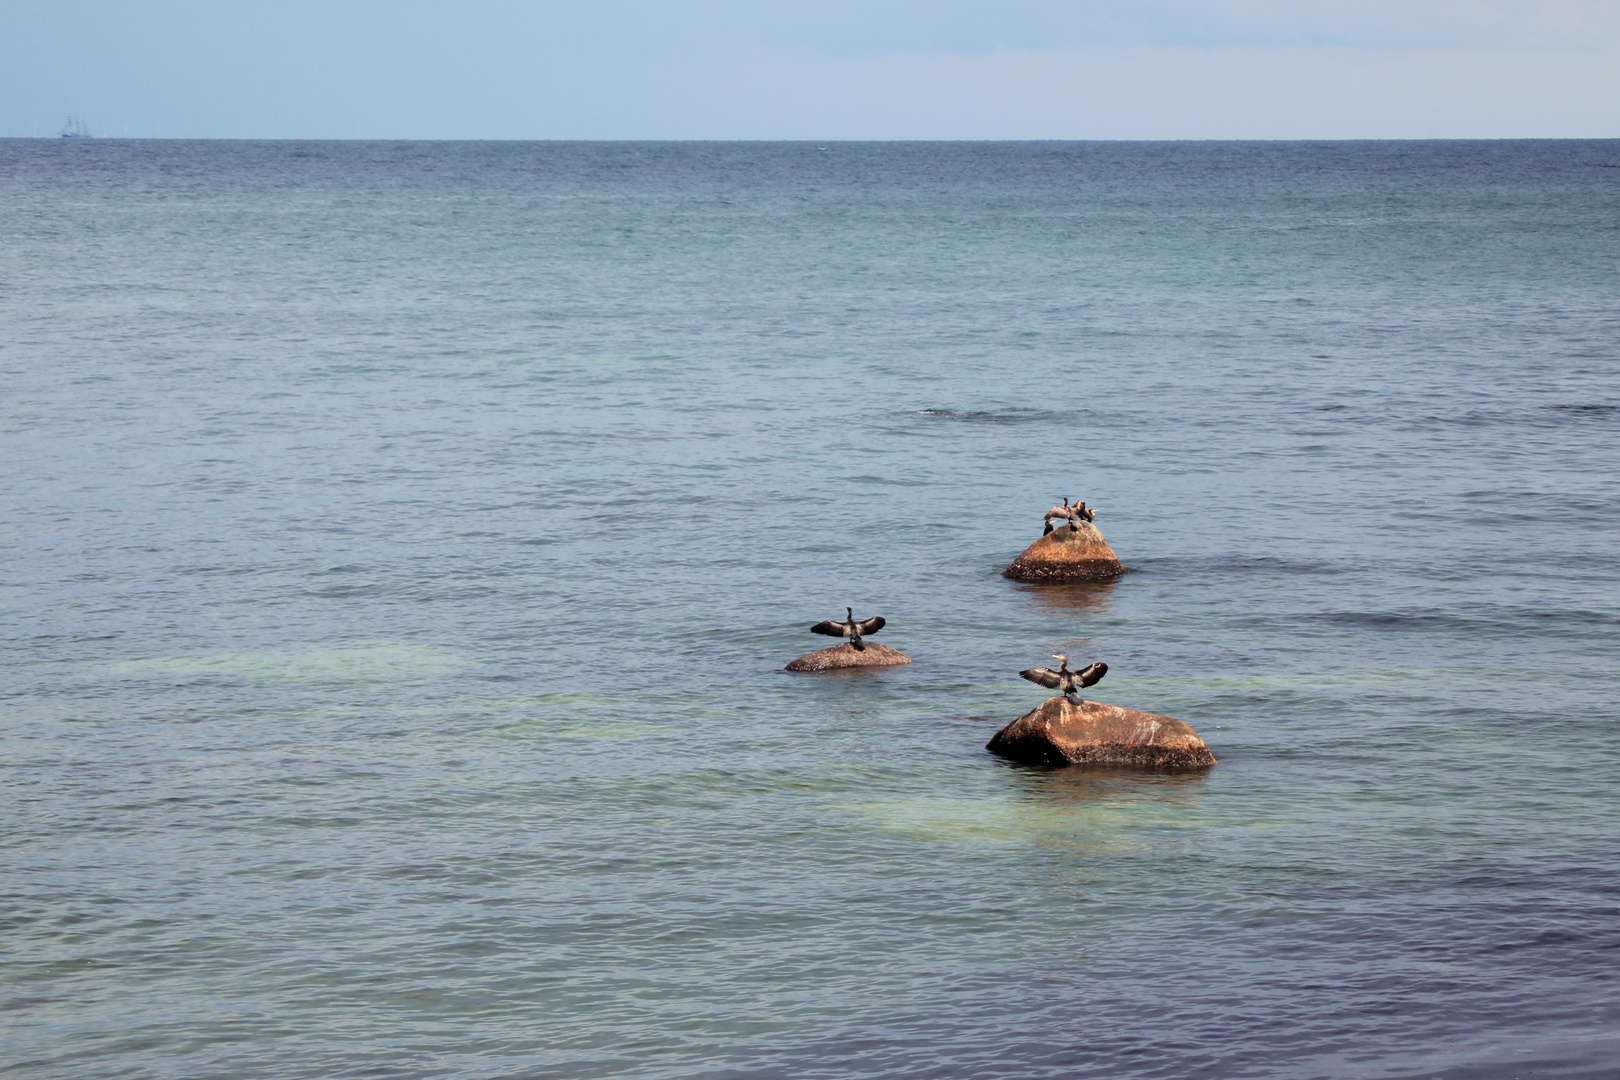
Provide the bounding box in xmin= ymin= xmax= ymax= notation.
xmin=1003 ymin=520 xmax=1124 ymax=583
xmin=785 ymin=642 xmax=913 ymax=672
xmin=987 ymin=696 xmax=1216 ymax=768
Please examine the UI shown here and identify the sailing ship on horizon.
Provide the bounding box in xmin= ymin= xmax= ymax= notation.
xmin=60 ymin=117 xmax=92 ymax=138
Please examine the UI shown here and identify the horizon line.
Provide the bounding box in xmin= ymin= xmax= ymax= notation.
xmin=11 ymin=135 xmax=1620 ymax=143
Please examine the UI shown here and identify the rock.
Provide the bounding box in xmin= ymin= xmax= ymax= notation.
xmin=987 ymin=697 xmax=1216 ymax=769
xmin=785 ymin=642 xmax=913 ymax=672
xmin=1002 ymin=520 xmax=1124 ymax=583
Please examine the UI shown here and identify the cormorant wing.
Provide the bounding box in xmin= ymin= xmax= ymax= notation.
xmin=1075 ymin=661 xmax=1108 ymax=687
xmin=1020 ymin=667 xmax=1064 ymax=689
xmin=853 ymin=616 xmax=885 ymax=635
xmin=810 ymin=620 xmax=848 ymax=636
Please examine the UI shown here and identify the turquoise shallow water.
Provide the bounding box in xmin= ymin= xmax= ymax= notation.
xmin=3 ymin=140 xmax=1620 ymax=1078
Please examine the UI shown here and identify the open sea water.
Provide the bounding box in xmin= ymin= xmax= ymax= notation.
xmin=3 ymin=140 xmax=1619 ymax=1079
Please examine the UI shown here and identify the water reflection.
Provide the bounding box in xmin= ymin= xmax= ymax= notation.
xmin=1006 ymin=761 xmax=1210 ymax=810
xmin=782 ymin=663 xmax=906 ymax=679
xmin=1014 ymin=580 xmax=1118 ymax=615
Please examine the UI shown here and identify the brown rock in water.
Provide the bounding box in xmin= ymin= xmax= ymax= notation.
xmin=785 ymin=642 xmax=913 ymax=672
xmin=987 ymin=697 xmax=1216 ymax=769
xmin=1003 ymin=520 xmax=1124 ymax=583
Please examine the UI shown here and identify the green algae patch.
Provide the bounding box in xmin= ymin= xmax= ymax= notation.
xmin=481 ymin=691 xmax=668 ymax=741
xmin=109 ymin=643 xmax=474 ymax=684
xmin=833 ymin=783 xmax=1210 ymax=848
xmin=492 ymin=717 xmax=666 ymax=741
xmin=838 ymin=796 xmax=1040 ymax=844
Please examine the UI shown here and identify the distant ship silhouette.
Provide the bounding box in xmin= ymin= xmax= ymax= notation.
xmin=60 ymin=116 xmax=92 ymax=139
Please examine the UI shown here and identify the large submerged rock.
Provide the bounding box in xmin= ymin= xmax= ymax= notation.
xmin=1003 ymin=521 xmax=1124 ymax=583
xmin=785 ymin=642 xmax=913 ymax=672
xmin=987 ymin=697 xmax=1216 ymax=769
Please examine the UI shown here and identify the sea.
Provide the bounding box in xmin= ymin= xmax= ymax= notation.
xmin=3 ymin=140 xmax=1619 ymax=1079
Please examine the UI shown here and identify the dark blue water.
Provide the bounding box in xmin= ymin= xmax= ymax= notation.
xmin=3 ymin=140 xmax=1619 ymax=1079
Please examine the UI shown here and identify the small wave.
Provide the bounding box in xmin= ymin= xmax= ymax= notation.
xmin=1321 ymin=608 xmax=1620 ymax=635
xmin=1151 ymin=555 xmax=1342 ymax=577
xmin=913 ymin=408 xmax=1056 ymax=424
xmin=837 ymin=474 xmax=928 ymax=486
xmin=1406 ymin=405 xmax=1619 ymax=429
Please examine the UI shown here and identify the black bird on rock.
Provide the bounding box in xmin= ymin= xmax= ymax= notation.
xmin=1019 ymin=654 xmax=1107 ymax=704
xmin=811 ymin=607 xmax=886 ymax=652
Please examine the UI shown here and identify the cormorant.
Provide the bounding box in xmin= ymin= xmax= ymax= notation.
xmin=810 ymin=607 xmax=886 ymax=652
xmin=1019 ymin=654 xmax=1107 ymax=704
xmin=1043 ymin=499 xmax=1096 ymax=532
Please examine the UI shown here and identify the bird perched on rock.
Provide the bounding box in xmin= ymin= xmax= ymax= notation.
xmin=1019 ymin=654 xmax=1107 ymax=704
xmin=810 ymin=607 xmax=886 ymax=652
xmin=1042 ymin=498 xmax=1096 ymax=533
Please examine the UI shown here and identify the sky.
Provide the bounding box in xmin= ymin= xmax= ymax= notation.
xmin=4 ymin=1 xmax=1619 ymax=139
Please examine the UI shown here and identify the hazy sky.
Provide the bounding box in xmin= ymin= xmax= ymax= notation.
xmin=6 ymin=1 xmax=1619 ymax=138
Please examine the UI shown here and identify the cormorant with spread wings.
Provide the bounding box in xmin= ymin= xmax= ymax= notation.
xmin=810 ymin=607 xmax=886 ymax=652
xmin=1019 ymin=654 xmax=1107 ymax=703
